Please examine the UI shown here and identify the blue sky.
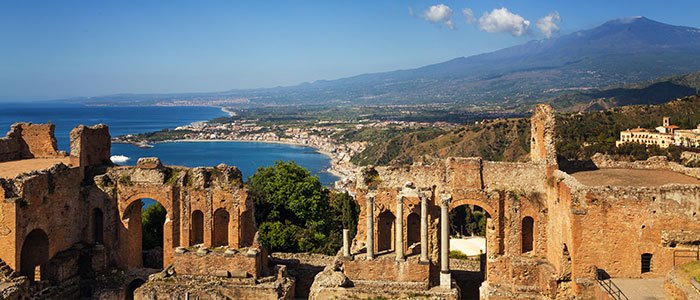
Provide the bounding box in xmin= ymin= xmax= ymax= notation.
xmin=2 ymin=1 xmax=700 ymax=101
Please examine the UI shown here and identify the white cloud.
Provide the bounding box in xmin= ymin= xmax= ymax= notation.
xmin=537 ymin=12 xmax=561 ymax=38
xmin=478 ymin=8 xmax=530 ymax=36
xmin=422 ymin=4 xmax=455 ymax=30
xmin=462 ymin=8 xmax=476 ymax=24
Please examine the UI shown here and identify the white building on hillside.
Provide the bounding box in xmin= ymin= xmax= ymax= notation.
xmin=616 ymin=117 xmax=700 ymax=149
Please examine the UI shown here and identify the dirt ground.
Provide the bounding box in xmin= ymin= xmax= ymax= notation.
xmin=570 ymin=168 xmax=700 ymax=187
xmin=0 ymin=157 xmax=72 ymax=179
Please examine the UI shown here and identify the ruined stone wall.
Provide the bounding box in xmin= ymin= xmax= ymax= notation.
xmin=16 ymin=123 xmax=60 ymax=158
xmin=270 ymin=252 xmax=334 ymax=298
xmin=134 ymin=273 xmax=295 ymax=300
xmin=544 ymin=171 xmax=575 ymax=283
xmin=0 ymin=123 xmax=112 ymax=281
xmin=0 ymin=127 xmax=21 ymax=162
xmin=530 ymin=104 xmax=557 ymax=168
xmin=6 ymin=164 xmax=84 ymax=278
xmin=564 ymin=177 xmax=700 ymax=281
xmin=0 ymin=123 xmax=61 ymax=162
xmin=482 ymin=161 xmax=547 ymax=193
xmin=351 ymin=157 xmax=558 ymax=297
xmin=172 ymin=251 xmax=261 ymax=278
xmin=591 ymin=153 xmax=700 ymax=179
xmin=96 ymin=159 xmax=256 ymax=271
xmin=344 ymin=256 xmax=430 ymax=283
xmin=69 ymin=124 xmax=110 ymax=167
xmin=0 ymin=189 xmax=18 ymax=274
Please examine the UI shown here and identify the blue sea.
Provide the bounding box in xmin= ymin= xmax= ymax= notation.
xmin=0 ymin=102 xmax=338 ymax=185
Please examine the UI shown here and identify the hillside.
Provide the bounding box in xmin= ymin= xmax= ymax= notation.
xmin=553 ymin=71 xmax=700 ymax=111
xmin=349 ymin=95 xmax=700 ymax=166
xmin=348 ymin=118 xmax=531 ymax=166
xmin=556 ymin=95 xmax=700 ymax=160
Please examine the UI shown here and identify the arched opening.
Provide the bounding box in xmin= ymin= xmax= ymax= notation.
xmin=213 ymin=208 xmax=229 ymax=247
xmin=406 ymin=212 xmax=420 ymax=254
xmin=142 ymin=200 xmax=167 ymax=269
xmin=521 ymin=216 xmax=534 ymax=253
xmin=641 ymin=253 xmax=653 ymax=273
xmin=122 ymin=198 xmax=167 ymax=269
xmin=93 ymin=208 xmax=104 ymax=244
xmin=449 ymin=204 xmax=491 ymax=300
xmin=126 ymin=278 xmax=145 ymax=300
xmin=20 ymin=229 xmax=49 ymax=282
xmin=377 ymin=210 xmax=395 ymax=253
xmin=190 ymin=210 xmax=204 ymax=245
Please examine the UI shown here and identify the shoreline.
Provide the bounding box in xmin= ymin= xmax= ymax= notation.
xmin=112 ymin=138 xmax=349 ymax=183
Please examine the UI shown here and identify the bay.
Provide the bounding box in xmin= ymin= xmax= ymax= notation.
xmin=0 ymin=102 xmax=338 ymax=185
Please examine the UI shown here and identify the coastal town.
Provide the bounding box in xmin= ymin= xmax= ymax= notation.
xmin=112 ymin=118 xmax=456 ymax=189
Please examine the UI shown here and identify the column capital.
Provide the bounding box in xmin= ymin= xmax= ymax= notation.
xmin=418 ymin=190 xmax=430 ymax=201
xmin=366 ymin=194 xmax=375 ymax=204
xmin=440 ymin=193 xmax=452 ymax=207
xmin=396 ymin=194 xmax=404 ymax=204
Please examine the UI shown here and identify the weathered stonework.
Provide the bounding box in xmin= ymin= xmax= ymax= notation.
xmin=3 ymin=103 xmax=700 ymax=300
xmin=0 ymin=123 xmax=291 ymax=299
xmin=315 ymin=104 xmax=700 ymax=300
xmin=0 ymin=123 xmax=61 ymax=162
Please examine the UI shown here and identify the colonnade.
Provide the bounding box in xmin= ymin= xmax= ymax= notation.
xmin=339 ymin=192 xmax=454 ymax=288
xmin=351 ymin=194 xmax=450 ymax=273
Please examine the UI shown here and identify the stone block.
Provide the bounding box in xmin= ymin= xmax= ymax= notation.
xmin=136 ymin=157 xmax=163 ymax=169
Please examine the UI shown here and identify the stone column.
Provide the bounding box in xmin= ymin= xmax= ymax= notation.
xmin=366 ymin=195 xmax=375 ymax=259
xmin=420 ymin=192 xmax=429 ymax=263
xmin=440 ymin=194 xmax=452 ymax=288
xmin=343 ymin=229 xmax=351 ymax=257
xmin=395 ymin=195 xmax=405 ymax=261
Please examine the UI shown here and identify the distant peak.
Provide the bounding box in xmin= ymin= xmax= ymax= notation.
xmin=605 ymin=16 xmax=654 ymax=26
xmin=619 ymin=16 xmax=645 ymax=23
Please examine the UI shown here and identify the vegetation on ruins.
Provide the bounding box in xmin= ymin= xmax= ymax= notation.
xmin=679 ymin=260 xmax=700 ymax=282
xmin=248 ymin=161 xmax=358 ymax=255
xmin=142 ymin=202 xmax=166 ymax=250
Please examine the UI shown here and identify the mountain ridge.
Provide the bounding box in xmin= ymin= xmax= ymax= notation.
xmin=73 ymin=17 xmax=700 ymax=110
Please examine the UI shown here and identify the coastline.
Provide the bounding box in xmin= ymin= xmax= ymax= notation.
xmin=112 ymin=138 xmax=349 ymax=183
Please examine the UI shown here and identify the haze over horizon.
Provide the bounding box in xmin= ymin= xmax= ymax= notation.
xmin=3 ymin=1 xmax=700 ymax=102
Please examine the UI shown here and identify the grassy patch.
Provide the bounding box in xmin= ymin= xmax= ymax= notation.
xmin=449 ymin=250 xmax=470 ymax=260
xmin=679 ymin=260 xmax=700 ymax=282
xmin=166 ymin=170 xmax=180 ymax=185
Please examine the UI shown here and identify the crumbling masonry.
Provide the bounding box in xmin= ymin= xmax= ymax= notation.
xmin=311 ymin=104 xmax=700 ymax=299
xmin=0 ymin=123 xmax=293 ymax=299
xmin=1 ymin=104 xmax=699 ymax=299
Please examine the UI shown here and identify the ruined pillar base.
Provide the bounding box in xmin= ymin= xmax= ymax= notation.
xmin=440 ymin=272 xmax=451 ymax=288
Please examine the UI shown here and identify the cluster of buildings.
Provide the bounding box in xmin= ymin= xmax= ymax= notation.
xmin=616 ymin=117 xmax=700 ymax=148
xmin=121 ymin=121 xmax=369 ymax=186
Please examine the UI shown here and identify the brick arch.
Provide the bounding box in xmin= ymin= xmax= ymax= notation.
xmin=449 ymin=198 xmax=496 ymax=217
xmin=118 ymin=191 xmax=174 ymax=223
xmin=116 ymin=189 xmax=178 ymax=269
xmin=447 ymin=197 xmax=503 ymax=261
xmin=19 ymin=228 xmax=49 ymax=282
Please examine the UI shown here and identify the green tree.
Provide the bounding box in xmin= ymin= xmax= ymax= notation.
xmin=249 ymin=161 xmax=358 ymax=255
xmin=142 ymin=202 xmax=166 ymax=250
